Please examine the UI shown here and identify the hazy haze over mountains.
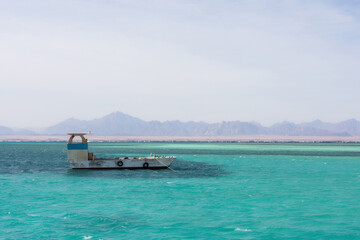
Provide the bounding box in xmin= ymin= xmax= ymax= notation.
xmin=1 ymin=112 xmax=360 ymax=136
xmin=1 ymin=1 xmax=360 ymax=128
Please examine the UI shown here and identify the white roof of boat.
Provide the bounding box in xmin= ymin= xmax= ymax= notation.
xmin=67 ymin=132 xmax=90 ymax=135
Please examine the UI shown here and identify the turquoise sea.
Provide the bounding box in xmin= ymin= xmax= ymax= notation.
xmin=1 ymin=142 xmax=360 ymax=239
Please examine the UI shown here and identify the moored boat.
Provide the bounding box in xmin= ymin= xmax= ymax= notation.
xmin=67 ymin=133 xmax=175 ymax=169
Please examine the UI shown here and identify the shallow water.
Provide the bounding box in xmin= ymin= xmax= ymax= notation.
xmin=1 ymin=142 xmax=360 ymax=239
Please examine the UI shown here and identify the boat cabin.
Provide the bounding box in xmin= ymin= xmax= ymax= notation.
xmin=67 ymin=133 xmax=96 ymax=161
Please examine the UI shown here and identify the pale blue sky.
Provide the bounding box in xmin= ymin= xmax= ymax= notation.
xmin=1 ymin=0 xmax=360 ymax=128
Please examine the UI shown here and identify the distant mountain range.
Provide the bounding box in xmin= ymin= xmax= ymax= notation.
xmin=1 ymin=112 xmax=360 ymax=136
xmin=0 ymin=126 xmax=37 ymax=136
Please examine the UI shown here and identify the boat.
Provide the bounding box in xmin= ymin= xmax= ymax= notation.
xmin=67 ymin=133 xmax=176 ymax=169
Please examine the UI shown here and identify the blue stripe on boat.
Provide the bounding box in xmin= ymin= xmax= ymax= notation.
xmin=67 ymin=143 xmax=88 ymax=150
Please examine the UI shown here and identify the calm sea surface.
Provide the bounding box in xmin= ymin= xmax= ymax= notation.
xmin=1 ymin=142 xmax=360 ymax=239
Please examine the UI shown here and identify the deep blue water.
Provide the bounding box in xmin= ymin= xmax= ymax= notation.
xmin=1 ymin=142 xmax=360 ymax=239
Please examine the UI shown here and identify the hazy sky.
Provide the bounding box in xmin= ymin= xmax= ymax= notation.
xmin=1 ymin=0 xmax=360 ymax=128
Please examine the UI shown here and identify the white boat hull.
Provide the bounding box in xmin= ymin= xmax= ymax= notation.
xmin=68 ymin=156 xmax=175 ymax=169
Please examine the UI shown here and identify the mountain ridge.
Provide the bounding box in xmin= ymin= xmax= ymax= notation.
xmin=1 ymin=112 xmax=359 ymax=136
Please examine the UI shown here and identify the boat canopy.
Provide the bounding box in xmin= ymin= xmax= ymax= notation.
xmin=67 ymin=132 xmax=89 ymax=144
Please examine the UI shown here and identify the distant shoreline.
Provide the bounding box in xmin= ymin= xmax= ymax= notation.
xmin=1 ymin=135 xmax=360 ymax=143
